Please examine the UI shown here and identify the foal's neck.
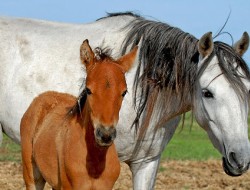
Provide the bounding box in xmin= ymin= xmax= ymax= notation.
xmin=79 ymin=104 xmax=111 ymax=178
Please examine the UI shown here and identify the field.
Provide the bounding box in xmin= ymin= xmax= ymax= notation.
xmin=1 ymin=114 xmax=250 ymax=189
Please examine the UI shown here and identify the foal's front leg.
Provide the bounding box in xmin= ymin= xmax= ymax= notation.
xmin=22 ymin=162 xmax=46 ymax=190
xmin=21 ymin=131 xmax=46 ymax=189
xmin=61 ymin=179 xmax=91 ymax=190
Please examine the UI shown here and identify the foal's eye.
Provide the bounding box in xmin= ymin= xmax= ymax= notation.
xmin=122 ymin=90 xmax=127 ymax=97
xmin=202 ymin=89 xmax=214 ymax=98
xmin=86 ymin=88 xmax=92 ymax=95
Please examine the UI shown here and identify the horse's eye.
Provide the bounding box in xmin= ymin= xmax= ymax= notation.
xmin=202 ymin=89 xmax=214 ymax=98
xmin=86 ymin=88 xmax=92 ymax=95
xmin=122 ymin=90 xmax=127 ymax=97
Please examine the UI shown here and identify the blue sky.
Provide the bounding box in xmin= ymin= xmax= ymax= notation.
xmin=0 ymin=0 xmax=250 ymax=65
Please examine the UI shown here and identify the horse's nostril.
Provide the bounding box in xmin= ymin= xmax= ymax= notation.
xmin=229 ymin=152 xmax=244 ymax=169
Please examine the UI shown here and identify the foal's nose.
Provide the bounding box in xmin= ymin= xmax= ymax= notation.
xmin=95 ymin=125 xmax=117 ymax=146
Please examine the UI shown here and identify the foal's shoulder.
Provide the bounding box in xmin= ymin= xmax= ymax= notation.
xmin=31 ymin=91 xmax=77 ymax=111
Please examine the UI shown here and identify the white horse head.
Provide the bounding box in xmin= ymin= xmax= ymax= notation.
xmin=195 ymin=32 xmax=250 ymax=176
xmin=119 ymin=14 xmax=250 ymax=177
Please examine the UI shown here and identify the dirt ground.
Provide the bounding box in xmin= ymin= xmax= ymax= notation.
xmin=1 ymin=160 xmax=250 ymax=190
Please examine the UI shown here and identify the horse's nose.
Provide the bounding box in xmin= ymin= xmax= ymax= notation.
xmin=95 ymin=126 xmax=116 ymax=146
xmin=228 ymin=152 xmax=244 ymax=169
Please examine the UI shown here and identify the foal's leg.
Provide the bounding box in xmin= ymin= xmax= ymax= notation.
xmin=21 ymin=125 xmax=45 ymax=189
xmin=22 ymin=156 xmax=46 ymax=190
xmin=33 ymin=165 xmax=46 ymax=190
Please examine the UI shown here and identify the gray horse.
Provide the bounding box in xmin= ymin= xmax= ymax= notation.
xmin=0 ymin=12 xmax=249 ymax=189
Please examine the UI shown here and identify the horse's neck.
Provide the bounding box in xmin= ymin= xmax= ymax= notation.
xmin=152 ymin=90 xmax=193 ymax=125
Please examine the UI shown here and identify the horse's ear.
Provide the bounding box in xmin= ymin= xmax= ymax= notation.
xmin=233 ymin=32 xmax=249 ymax=56
xmin=117 ymin=46 xmax=138 ymax=72
xmin=198 ymin=32 xmax=214 ymax=58
xmin=80 ymin=39 xmax=95 ymax=70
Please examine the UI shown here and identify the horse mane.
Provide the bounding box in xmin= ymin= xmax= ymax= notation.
xmin=101 ymin=11 xmax=250 ymax=157
xmin=105 ymin=12 xmax=250 ymax=132
xmin=96 ymin=11 xmax=141 ymax=21
xmin=68 ymin=47 xmax=114 ymax=116
xmin=108 ymin=12 xmax=199 ymax=131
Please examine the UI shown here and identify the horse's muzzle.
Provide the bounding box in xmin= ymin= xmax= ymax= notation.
xmin=222 ymin=157 xmax=249 ymax=177
xmin=95 ymin=125 xmax=117 ymax=147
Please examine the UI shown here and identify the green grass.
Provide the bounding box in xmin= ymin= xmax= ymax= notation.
xmin=162 ymin=115 xmax=221 ymax=160
xmin=0 ymin=134 xmax=21 ymax=162
xmin=162 ymin=113 xmax=250 ymax=161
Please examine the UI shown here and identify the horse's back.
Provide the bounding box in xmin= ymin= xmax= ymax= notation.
xmin=0 ymin=17 xmax=87 ymax=143
xmin=0 ymin=15 xmax=133 ymax=143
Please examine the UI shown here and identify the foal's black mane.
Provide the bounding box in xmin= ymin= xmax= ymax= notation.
xmin=104 ymin=12 xmax=250 ymax=133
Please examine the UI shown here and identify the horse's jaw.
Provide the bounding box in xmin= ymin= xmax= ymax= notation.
xmin=222 ymin=157 xmax=249 ymax=177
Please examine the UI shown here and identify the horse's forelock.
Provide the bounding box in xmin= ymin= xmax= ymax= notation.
xmin=214 ymin=42 xmax=250 ymax=99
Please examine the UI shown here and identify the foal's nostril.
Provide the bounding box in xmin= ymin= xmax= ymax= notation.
xmin=96 ymin=128 xmax=102 ymax=138
xmin=101 ymin=135 xmax=112 ymax=144
xmin=108 ymin=127 xmax=116 ymax=139
xmin=96 ymin=126 xmax=116 ymax=145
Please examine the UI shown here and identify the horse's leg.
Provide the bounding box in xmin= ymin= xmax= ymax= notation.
xmin=129 ymin=157 xmax=160 ymax=190
xmin=0 ymin=123 xmax=3 ymax=145
xmin=129 ymin=116 xmax=181 ymax=190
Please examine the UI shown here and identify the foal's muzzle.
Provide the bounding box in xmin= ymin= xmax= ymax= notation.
xmin=95 ymin=125 xmax=117 ymax=146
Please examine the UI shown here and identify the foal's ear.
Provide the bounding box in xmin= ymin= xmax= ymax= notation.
xmin=198 ymin=32 xmax=214 ymax=58
xmin=80 ymin=39 xmax=95 ymax=70
xmin=117 ymin=46 xmax=138 ymax=72
xmin=233 ymin=32 xmax=249 ymax=56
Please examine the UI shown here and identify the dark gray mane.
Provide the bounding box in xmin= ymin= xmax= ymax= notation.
xmin=113 ymin=12 xmax=199 ymax=130
xmin=97 ymin=11 xmax=141 ymax=21
xmin=105 ymin=12 xmax=250 ymax=132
